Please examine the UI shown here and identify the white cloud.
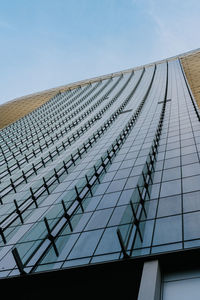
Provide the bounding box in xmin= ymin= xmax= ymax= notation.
xmin=143 ymin=0 xmax=200 ymax=57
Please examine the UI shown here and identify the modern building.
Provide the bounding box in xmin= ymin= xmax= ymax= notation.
xmin=0 ymin=48 xmax=200 ymax=299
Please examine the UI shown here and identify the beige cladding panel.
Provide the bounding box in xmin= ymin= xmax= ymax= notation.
xmin=181 ymin=51 xmax=200 ymax=108
xmin=0 ymin=71 xmax=121 ymax=129
xmin=0 ymin=83 xmax=90 ymax=129
xmin=0 ymin=91 xmax=59 ymax=129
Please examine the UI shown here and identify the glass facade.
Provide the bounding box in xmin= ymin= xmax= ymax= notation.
xmin=0 ymin=54 xmax=200 ymax=292
xmin=162 ymin=269 xmax=200 ymax=300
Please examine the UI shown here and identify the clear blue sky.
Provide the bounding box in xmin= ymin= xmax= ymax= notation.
xmin=0 ymin=0 xmax=200 ymax=105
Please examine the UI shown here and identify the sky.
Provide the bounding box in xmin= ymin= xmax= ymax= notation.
xmin=0 ymin=0 xmax=200 ymax=105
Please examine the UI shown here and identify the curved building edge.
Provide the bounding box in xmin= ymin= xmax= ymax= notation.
xmin=0 ymin=47 xmax=200 ymax=129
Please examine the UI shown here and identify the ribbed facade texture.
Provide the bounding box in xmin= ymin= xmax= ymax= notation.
xmin=0 ymin=49 xmax=200 ymax=298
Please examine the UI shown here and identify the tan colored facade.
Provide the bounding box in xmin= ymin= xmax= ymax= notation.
xmin=0 ymin=72 xmax=123 ymax=130
xmin=0 ymin=84 xmax=83 ymax=130
xmin=181 ymin=51 xmax=200 ymax=108
xmin=0 ymin=48 xmax=200 ymax=129
xmin=0 ymin=90 xmax=59 ymax=130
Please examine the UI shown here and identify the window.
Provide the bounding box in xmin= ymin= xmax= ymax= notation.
xmin=162 ymin=269 xmax=200 ymax=300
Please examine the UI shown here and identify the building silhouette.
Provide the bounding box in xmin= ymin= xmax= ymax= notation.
xmin=0 ymin=49 xmax=200 ymax=299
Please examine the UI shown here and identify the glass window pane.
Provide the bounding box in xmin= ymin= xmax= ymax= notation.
xmin=153 ymin=215 xmax=182 ymax=245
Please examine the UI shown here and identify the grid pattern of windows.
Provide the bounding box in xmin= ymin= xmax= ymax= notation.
xmin=0 ymin=57 xmax=199 ymax=279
